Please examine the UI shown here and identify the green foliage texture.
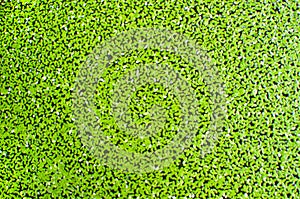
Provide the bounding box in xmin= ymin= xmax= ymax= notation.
xmin=0 ymin=0 xmax=299 ymax=198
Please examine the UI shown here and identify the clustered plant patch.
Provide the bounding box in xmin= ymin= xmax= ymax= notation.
xmin=0 ymin=0 xmax=299 ymax=198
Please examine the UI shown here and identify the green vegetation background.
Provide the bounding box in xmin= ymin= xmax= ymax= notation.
xmin=0 ymin=0 xmax=299 ymax=198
